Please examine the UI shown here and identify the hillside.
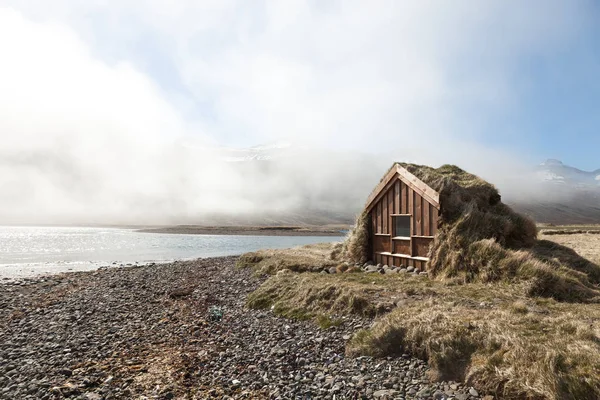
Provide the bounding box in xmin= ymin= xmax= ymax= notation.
xmin=507 ymin=160 xmax=600 ymax=224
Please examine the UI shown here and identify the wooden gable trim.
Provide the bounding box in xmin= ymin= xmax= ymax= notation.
xmin=396 ymin=165 xmax=440 ymax=208
xmin=365 ymin=164 xmax=440 ymax=212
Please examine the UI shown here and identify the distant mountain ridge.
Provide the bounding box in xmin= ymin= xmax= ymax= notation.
xmin=508 ymin=159 xmax=600 ymax=225
xmin=535 ymin=159 xmax=600 ymax=185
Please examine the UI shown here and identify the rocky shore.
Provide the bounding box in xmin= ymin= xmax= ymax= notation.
xmin=0 ymin=257 xmax=483 ymax=399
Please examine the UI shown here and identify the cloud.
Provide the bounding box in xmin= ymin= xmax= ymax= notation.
xmin=0 ymin=2 xmax=591 ymax=224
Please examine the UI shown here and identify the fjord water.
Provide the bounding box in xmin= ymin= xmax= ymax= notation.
xmin=0 ymin=226 xmax=342 ymax=279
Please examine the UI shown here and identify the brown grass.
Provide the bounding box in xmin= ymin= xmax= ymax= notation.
xmin=542 ymin=232 xmax=600 ymax=265
xmin=246 ymin=270 xmax=439 ymax=319
xmin=347 ymin=291 xmax=600 ymax=400
xmin=236 ymin=242 xmax=339 ymax=274
xmin=339 ymin=210 xmax=370 ymax=265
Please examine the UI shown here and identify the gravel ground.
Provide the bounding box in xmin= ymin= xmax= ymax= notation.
xmin=0 ymin=257 xmax=484 ymax=399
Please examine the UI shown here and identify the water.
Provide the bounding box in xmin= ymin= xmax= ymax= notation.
xmin=0 ymin=226 xmax=342 ymax=278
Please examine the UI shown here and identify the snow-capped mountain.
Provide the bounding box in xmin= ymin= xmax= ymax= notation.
xmin=508 ymin=159 xmax=600 ymax=224
xmin=536 ymin=159 xmax=600 ymax=186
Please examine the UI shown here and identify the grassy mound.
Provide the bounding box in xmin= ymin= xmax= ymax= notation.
xmin=236 ymin=243 xmax=339 ymax=274
xmin=247 ymin=271 xmax=436 ymax=319
xmin=347 ymin=293 xmax=600 ymax=400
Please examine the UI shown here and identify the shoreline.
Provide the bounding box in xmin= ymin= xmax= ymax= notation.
xmin=137 ymin=225 xmax=348 ymax=236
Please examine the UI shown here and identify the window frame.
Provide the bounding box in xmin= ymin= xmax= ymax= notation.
xmin=392 ymin=214 xmax=411 ymax=239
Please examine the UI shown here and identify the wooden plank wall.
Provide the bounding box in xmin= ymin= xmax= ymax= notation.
xmin=373 ymin=236 xmax=391 ymax=253
xmin=373 ymin=254 xmax=428 ymax=270
xmin=413 ymin=237 xmax=433 ymax=258
xmin=370 ymin=179 xmax=439 ymax=237
xmin=370 ymin=177 xmax=440 ymax=267
xmin=393 ymin=239 xmax=411 ymax=255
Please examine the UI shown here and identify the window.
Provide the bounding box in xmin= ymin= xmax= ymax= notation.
xmin=393 ymin=215 xmax=411 ymax=238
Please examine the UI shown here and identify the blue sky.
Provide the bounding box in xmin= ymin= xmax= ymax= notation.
xmin=479 ymin=2 xmax=600 ymax=171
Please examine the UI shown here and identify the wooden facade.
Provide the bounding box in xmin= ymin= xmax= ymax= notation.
xmin=365 ymin=165 xmax=441 ymax=270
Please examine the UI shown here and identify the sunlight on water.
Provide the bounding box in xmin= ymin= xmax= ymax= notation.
xmin=0 ymin=226 xmax=342 ymax=278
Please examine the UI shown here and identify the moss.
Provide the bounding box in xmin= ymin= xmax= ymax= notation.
xmin=316 ymin=314 xmax=343 ymax=330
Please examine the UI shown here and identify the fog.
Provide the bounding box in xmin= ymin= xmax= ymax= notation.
xmin=0 ymin=2 xmax=590 ymax=225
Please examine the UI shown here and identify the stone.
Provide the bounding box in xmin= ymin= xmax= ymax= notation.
xmin=0 ymin=254 xmax=458 ymax=400
xmin=399 ymin=268 xmax=407 ymax=273
xmin=432 ymin=390 xmax=446 ymax=400
xmin=384 ymin=268 xmax=398 ymax=274
xmin=328 ymin=267 xmax=337 ymax=274
xmin=414 ymin=268 xmax=421 ymax=274
xmin=419 ymin=271 xmax=428 ymax=276
xmin=374 ymin=389 xmax=397 ymax=398
xmin=406 ymin=266 xmax=415 ymax=272
xmin=469 ymin=387 xmax=479 ymax=397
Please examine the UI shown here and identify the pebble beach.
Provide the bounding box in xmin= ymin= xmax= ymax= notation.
xmin=0 ymin=257 xmax=483 ymax=399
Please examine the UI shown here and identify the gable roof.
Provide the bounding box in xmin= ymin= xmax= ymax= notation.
xmin=365 ymin=163 xmax=440 ymax=212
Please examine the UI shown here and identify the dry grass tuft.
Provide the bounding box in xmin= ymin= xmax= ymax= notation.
xmin=236 ymin=242 xmax=339 ymax=274
xmin=246 ymin=271 xmax=435 ymax=319
xmin=347 ymin=293 xmax=600 ymax=400
xmin=339 ymin=210 xmax=370 ymax=265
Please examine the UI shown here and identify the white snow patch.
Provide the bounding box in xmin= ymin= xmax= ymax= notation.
xmin=536 ymin=171 xmax=565 ymax=182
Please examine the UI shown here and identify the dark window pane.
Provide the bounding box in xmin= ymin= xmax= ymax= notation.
xmin=394 ymin=216 xmax=411 ymax=237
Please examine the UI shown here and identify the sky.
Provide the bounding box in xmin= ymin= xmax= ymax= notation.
xmin=1 ymin=1 xmax=599 ymax=224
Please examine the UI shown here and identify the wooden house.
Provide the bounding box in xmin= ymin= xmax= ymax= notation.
xmin=364 ymin=163 xmax=440 ymax=270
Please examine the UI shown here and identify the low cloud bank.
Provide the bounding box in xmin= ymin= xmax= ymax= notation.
xmin=0 ymin=4 xmax=591 ymax=225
